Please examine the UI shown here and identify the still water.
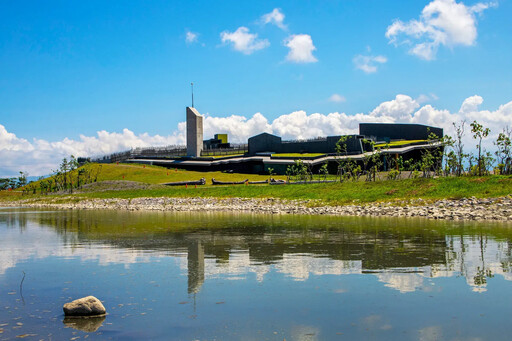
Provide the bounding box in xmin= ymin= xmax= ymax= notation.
xmin=1 ymin=207 xmax=512 ymax=340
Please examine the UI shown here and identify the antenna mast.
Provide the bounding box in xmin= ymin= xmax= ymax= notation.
xmin=191 ymin=82 xmax=194 ymax=108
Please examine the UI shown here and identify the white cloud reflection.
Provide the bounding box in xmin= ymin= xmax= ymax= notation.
xmin=1 ymin=218 xmax=512 ymax=294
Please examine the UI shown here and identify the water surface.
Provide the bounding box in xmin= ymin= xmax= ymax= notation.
xmin=1 ymin=207 xmax=512 ymax=340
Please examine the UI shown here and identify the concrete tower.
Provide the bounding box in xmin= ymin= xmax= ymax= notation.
xmin=186 ymin=107 xmax=203 ymax=157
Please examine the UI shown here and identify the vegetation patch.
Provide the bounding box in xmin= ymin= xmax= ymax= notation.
xmin=271 ymin=153 xmax=326 ymax=158
xmin=386 ymin=189 xmax=398 ymax=195
xmin=374 ymin=140 xmax=427 ymax=148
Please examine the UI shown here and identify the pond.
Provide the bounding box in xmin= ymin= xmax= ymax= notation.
xmin=1 ymin=207 xmax=512 ymax=340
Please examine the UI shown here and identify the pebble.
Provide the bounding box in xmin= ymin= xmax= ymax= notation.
xmin=3 ymin=196 xmax=512 ymax=221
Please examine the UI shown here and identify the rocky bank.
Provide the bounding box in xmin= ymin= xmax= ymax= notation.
xmin=2 ymin=196 xmax=512 ymax=221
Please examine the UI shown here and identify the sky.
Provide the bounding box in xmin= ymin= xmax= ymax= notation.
xmin=1 ymin=0 xmax=511 ymax=176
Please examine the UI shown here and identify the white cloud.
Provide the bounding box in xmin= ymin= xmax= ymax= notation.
xmin=370 ymin=94 xmax=420 ymax=120
xmin=329 ymin=94 xmax=346 ymax=103
xmin=185 ymin=31 xmax=198 ymax=44
xmin=416 ymin=93 xmax=439 ymax=104
xmin=0 ymin=125 xmax=185 ymax=177
xmin=203 ymin=113 xmax=272 ymax=143
xmin=284 ymin=34 xmax=318 ymax=63
xmin=459 ymin=94 xmax=483 ymax=113
xmin=220 ymin=27 xmax=270 ymax=54
xmin=2 ymin=94 xmax=512 ymax=177
xmin=261 ymin=8 xmax=287 ymax=30
xmin=386 ymin=0 xmax=496 ymax=60
xmin=353 ymin=54 xmax=387 ymax=73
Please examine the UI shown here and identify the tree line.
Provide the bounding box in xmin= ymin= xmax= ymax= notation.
xmin=2 ymin=156 xmax=103 ymax=194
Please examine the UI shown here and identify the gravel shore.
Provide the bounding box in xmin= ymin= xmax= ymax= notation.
xmin=3 ymin=196 xmax=512 ymax=221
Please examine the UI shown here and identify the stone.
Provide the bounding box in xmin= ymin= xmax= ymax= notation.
xmin=63 ymin=296 xmax=106 ymax=317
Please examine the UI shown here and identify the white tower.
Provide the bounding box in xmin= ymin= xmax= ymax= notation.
xmin=186 ymin=107 xmax=203 ymax=157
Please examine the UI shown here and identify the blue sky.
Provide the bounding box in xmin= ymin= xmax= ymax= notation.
xmin=1 ymin=0 xmax=511 ymax=176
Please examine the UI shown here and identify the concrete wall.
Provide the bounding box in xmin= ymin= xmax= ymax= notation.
xmin=248 ymin=133 xmax=363 ymax=156
xmin=359 ymin=123 xmax=443 ymax=142
xmin=186 ymin=107 xmax=203 ymax=157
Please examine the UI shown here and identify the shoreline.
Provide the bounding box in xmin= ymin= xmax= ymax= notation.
xmin=2 ymin=196 xmax=512 ymax=221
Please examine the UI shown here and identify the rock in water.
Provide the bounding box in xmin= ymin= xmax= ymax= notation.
xmin=63 ymin=296 xmax=106 ymax=316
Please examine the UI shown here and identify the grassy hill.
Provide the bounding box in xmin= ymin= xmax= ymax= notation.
xmin=91 ymin=163 xmax=284 ymax=184
xmin=1 ymin=162 xmax=511 ymax=205
xmin=25 ymin=163 xmax=286 ymax=187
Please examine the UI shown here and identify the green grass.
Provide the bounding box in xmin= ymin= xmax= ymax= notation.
xmin=2 ymin=162 xmax=511 ymax=206
xmin=73 ymin=176 xmax=511 ymax=204
xmin=24 ymin=163 xmax=285 ymax=187
xmin=271 ymin=153 xmax=326 ymax=158
xmin=208 ymin=154 xmax=244 ymax=159
xmin=374 ymin=140 xmax=427 ymax=148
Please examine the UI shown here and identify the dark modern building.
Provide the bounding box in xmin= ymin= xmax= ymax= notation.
xmin=360 ymin=123 xmax=443 ymax=142
xmin=97 ymin=112 xmax=444 ymax=175
xmin=248 ymin=133 xmax=367 ymax=156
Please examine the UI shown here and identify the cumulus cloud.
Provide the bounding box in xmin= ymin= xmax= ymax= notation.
xmin=353 ymin=54 xmax=387 ymax=73
xmin=328 ymin=94 xmax=346 ymax=103
xmin=220 ymin=27 xmax=270 ymax=54
xmin=386 ymin=0 xmax=496 ymax=60
xmin=261 ymin=8 xmax=287 ymax=30
xmin=2 ymin=94 xmax=512 ymax=177
xmin=0 ymin=125 xmax=186 ymax=177
xmin=416 ymin=93 xmax=439 ymax=104
xmin=203 ymin=113 xmax=272 ymax=143
xmin=185 ymin=31 xmax=198 ymax=44
xmin=370 ymin=94 xmax=420 ymax=120
xmin=284 ymin=34 xmax=318 ymax=63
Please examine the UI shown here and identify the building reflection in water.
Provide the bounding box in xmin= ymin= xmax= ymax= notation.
xmin=4 ymin=209 xmax=512 ymax=296
xmin=187 ymin=241 xmax=205 ymax=294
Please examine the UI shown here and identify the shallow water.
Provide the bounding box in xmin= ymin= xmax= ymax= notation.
xmin=1 ymin=207 xmax=512 ymax=340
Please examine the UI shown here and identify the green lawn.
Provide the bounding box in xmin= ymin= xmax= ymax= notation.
xmin=374 ymin=140 xmax=428 ymax=148
xmin=2 ymin=162 xmax=511 ymax=206
xmin=74 ymin=176 xmax=511 ymax=204
xmin=271 ymin=153 xmax=326 ymax=158
xmin=208 ymin=154 xmax=244 ymax=159
xmin=31 ymin=163 xmax=285 ymax=186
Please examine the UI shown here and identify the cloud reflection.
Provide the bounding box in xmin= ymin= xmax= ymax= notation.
xmin=1 ymin=211 xmax=512 ymax=296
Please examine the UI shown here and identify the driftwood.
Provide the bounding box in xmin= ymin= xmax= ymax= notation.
xmin=248 ymin=179 xmax=269 ymax=184
xmin=212 ymin=178 xmax=248 ymax=185
xmin=163 ymin=178 xmax=206 ymax=186
xmin=270 ymin=179 xmax=337 ymax=185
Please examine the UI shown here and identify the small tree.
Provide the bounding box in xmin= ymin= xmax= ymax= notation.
xmin=336 ymin=136 xmax=359 ymax=182
xmin=418 ymin=131 xmax=444 ymax=178
xmin=0 ymin=178 xmax=10 ymax=190
xmin=445 ymin=150 xmax=458 ymax=176
xmin=368 ymin=147 xmax=383 ymax=182
xmin=319 ymin=163 xmax=329 ymax=181
xmin=452 ymin=121 xmax=467 ymax=176
xmin=285 ymin=166 xmax=293 ymax=182
xmin=361 ymin=139 xmax=374 ymax=179
xmin=294 ymin=159 xmax=309 ymax=182
xmin=495 ymin=127 xmax=512 ymax=175
xmin=267 ymin=167 xmax=274 ymax=182
xmin=470 ymin=121 xmax=491 ymax=176
xmin=17 ymin=171 xmax=28 ymax=188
